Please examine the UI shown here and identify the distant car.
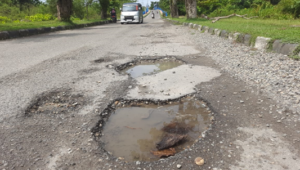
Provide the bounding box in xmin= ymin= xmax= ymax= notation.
xmin=120 ymin=3 xmax=143 ymax=24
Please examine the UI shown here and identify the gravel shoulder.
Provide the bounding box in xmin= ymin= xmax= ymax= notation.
xmin=0 ymin=14 xmax=299 ymax=170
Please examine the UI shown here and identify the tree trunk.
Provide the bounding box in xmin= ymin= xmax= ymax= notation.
xmin=170 ymin=0 xmax=178 ymax=18
xmin=101 ymin=6 xmax=108 ymax=19
xmin=86 ymin=5 xmax=88 ymax=19
xmin=99 ymin=0 xmax=109 ymax=19
xmin=57 ymin=0 xmax=72 ymax=21
xmin=185 ymin=0 xmax=197 ymax=19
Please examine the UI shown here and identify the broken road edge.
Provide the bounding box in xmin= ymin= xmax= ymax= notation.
xmin=166 ymin=18 xmax=300 ymax=59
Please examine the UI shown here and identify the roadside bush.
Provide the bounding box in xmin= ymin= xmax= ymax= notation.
xmin=0 ymin=16 xmax=11 ymax=24
xmin=25 ymin=14 xmax=55 ymax=22
xmin=209 ymin=1 xmax=295 ymax=19
xmin=277 ymin=0 xmax=300 ymax=18
xmin=71 ymin=16 xmax=81 ymax=21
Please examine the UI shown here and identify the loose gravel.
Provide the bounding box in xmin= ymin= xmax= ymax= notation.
xmin=183 ymin=27 xmax=300 ymax=116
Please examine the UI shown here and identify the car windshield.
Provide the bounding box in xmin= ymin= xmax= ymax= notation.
xmin=123 ymin=5 xmax=138 ymax=11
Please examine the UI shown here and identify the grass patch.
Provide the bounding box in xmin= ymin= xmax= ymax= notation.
xmin=289 ymin=55 xmax=300 ymax=60
xmin=0 ymin=19 xmax=106 ymax=31
xmin=170 ymin=17 xmax=300 ymax=43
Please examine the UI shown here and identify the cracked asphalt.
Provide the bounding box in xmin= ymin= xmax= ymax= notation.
xmin=0 ymin=11 xmax=299 ymax=170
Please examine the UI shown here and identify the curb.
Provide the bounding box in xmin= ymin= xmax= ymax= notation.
xmin=0 ymin=20 xmax=113 ymax=41
xmin=167 ymin=20 xmax=300 ymax=57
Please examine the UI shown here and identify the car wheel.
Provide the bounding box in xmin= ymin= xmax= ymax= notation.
xmin=121 ymin=22 xmax=124 ymax=24
xmin=141 ymin=17 xmax=143 ymax=23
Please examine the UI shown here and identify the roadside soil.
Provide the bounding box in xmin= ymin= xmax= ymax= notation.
xmin=0 ymin=15 xmax=299 ymax=170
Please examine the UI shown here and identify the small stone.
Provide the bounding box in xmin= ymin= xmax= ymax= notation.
xmin=277 ymin=120 xmax=281 ymax=123
xmin=266 ymin=124 xmax=270 ymax=127
xmin=173 ymin=71 xmax=176 ymax=74
xmin=195 ymin=157 xmax=204 ymax=166
xmin=136 ymin=161 xmax=141 ymax=165
xmin=128 ymin=86 xmax=132 ymax=89
xmin=240 ymin=100 xmax=244 ymax=103
xmin=177 ymin=164 xmax=182 ymax=169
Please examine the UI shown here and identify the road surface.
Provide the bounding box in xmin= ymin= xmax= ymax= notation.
xmin=0 ymin=10 xmax=299 ymax=170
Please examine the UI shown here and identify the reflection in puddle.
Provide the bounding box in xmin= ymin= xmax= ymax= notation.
xmin=121 ymin=61 xmax=182 ymax=78
xmin=102 ymin=97 xmax=212 ymax=161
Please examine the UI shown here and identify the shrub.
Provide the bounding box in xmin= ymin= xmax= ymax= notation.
xmin=25 ymin=14 xmax=54 ymax=22
xmin=0 ymin=16 xmax=11 ymax=24
xmin=71 ymin=16 xmax=81 ymax=21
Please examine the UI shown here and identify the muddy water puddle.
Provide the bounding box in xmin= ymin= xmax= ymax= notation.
xmin=121 ymin=60 xmax=183 ymax=78
xmin=102 ymin=97 xmax=212 ymax=161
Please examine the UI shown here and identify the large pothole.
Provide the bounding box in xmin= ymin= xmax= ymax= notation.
xmin=115 ymin=57 xmax=185 ymax=78
xmin=92 ymin=95 xmax=214 ymax=161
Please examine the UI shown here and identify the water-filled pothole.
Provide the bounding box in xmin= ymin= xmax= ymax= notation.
xmin=116 ymin=57 xmax=184 ymax=78
xmin=92 ymin=95 xmax=214 ymax=161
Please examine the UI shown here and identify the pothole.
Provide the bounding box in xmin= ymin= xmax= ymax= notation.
xmin=91 ymin=94 xmax=214 ymax=161
xmin=25 ymin=90 xmax=86 ymax=116
xmin=78 ymin=68 xmax=100 ymax=75
xmin=93 ymin=57 xmax=113 ymax=63
xmin=116 ymin=57 xmax=185 ymax=78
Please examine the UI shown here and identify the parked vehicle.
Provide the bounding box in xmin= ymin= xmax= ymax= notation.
xmin=112 ymin=15 xmax=117 ymax=23
xmin=120 ymin=3 xmax=143 ymax=24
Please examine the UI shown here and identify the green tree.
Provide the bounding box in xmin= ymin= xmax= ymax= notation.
xmin=72 ymin=0 xmax=85 ymax=18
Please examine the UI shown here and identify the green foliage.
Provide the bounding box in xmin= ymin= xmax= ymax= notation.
xmin=46 ymin=0 xmax=57 ymax=16
xmin=178 ymin=0 xmax=186 ymax=16
xmin=171 ymin=17 xmax=300 ymax=43
xmin=206 ymin=0 xmax=300 ymax=19
xmin=0 ymin=19 xmax=105 ymax=31
xmin=157 ymin=0 xmax=169 ymax=14
xmin=277 ymin=0 xmax=300 ymax=18
xmin=71 ymin=16 xmax=81 ymax=21
xmin=73 ymin=0 xmax=85 ymax=19
xmin=25 ymin=13 xmax=54 ymax=21
xmin=0 ymin=16 xmax=11 ymax=24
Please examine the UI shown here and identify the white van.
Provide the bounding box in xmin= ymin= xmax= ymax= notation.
xmin=120 ymin=3 xmax=143 ymax=24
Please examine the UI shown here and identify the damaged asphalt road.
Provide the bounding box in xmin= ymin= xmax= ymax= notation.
xmin=0 ymin=13 xmax=300 ymax=170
